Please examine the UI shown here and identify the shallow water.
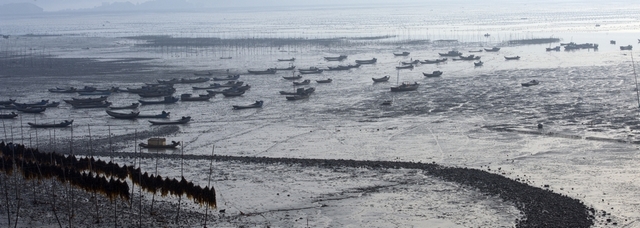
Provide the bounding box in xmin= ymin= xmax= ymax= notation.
xmin=1 ymin=1 xmax=640 ymax=226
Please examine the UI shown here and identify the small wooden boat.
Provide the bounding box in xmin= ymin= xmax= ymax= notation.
xmin=469 ymin=49 xmax=483 ymax=53
xmin=280 ymin=87 xmax=315 ymax=95
xmin=620 ymin=45 xmax=633 ymax=50
xmin=401 ymin=60 xmax=420 ymax=65
xmin=19 ymin=101 xmax=60 ymax=109
xmin=233 ymin=100 xmax=264 ymax=110
xmin=504 ymin=56 xmax=521 ymax=60
xmin=293 ymin=80 xmax=311 ymax=86
xmin=15 ymin=106 xmax=47 ymax=113
xmin=380 ymin=100 xmax=392 ymax=106
xmin=546 ymin=46 xmax=561 ymax=51
xmin=484 ymin=47 xmax=501 ymax=52
xmin=106 ymin=110 xmax=140 ymax=119
xmin=219 ymin=57 xmax=232 ymax=59
xmin=28 ymin=120 xmax=73 ymax=128
xmin=390 ymin=82 xmax=419 ymax=92
xmin=454 ymin=55 xmax=481 ymax=61
xmin=193 ymin=72 xmax=212 ymax=76
xmin=393 ymin=52 xmax=410 ymax=56
xmin=222 ymin=90 xmax=245 ymax=97
xmin=0 ymin=112 xmax=18 ymax=119
xmin=14 ymin=100 xmax=48 ymax=107
xmin=423 ymin=71 xmax=443 ymax=77
xmin=65 ymin=96 xmax=108 ymax=105
xmin=0 ymin=99 xmax=15 ymax=106
xmin=49 ymin=87 xmax=77 ymax=93
xmin=286 ymin=94 xmax=310 ymax=100
xmin=179 ymin=77 xmax=210 ymax=84
xmin=157 ymin=78 xmax=180 ymax=84
xmin=275 ymin=66 xmax=296 ymax=70
xmin=139 ymin=96 xmax=179 ymax=105
xmin=278 ymin=57 xmax=295 ymax=61
xmin=139 ymin=140 xmax=180 ymax=149
xmin=521 ymin=80 xmax=540 ymax=87
xmin=108 ymin=103 xmax=140 ymax=110
xmin=316 ymin=79 xmax=332 ymax=83
xmin=395 ymin=65 xmax=414 ymax=70
xmin=180 ymin=94 xmax=212 ymax=101
xmin=138 ymin=90 xmax=175 ymax=98
xmin=213 ymin=75 xmax=240 ymax=81
xmin=474 ymin=61 xmax=484 ymax=66
xmin=355 ymin=58 xmax=377 ymax=64
xmin=372 ymin=75 xmax=391 ymax=82
xmin=78 ymin=91 xmax=111 ymax=96
xmin=137 ymin=111 xmax=170 ymax=118
xmin=438 ymin=51 xmax=462 ymax=57
xmin=149 ymin=116 xmax=191 ymax=125
xmin=283 ymin=75 xmax=303 ymax=80
xmin=324 ymin=55 xmax=347 ymax=61
xmin=248 ymin=68 xmax=277 ymax=75
xmin=72 ymin=101 xmax=112 ymax=109
xmin=298 ymin=69 xmax=323 ymax=74
xmin=75 ymin=86 xmax=97 ymax=92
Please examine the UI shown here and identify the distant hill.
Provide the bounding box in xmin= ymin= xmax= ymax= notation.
xmin=0 ymin=3 xmax=43 ymax=15
xmin=89 ymin=0 xmax=194 ymax=12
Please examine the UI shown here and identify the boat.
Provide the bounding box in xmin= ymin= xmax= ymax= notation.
xmin=0 ymin=112 xmax=18 ymax=119
xmin=504 ymin=56 xmax=521 ymax=60
xmin=138 ymin=90 xmax=175 ymax=98
xmin=14 ymin=100 xmax=48 ymax=107
xmin=248 ymin=68 xmax=277 ymax=75
xmin=49 ymin=87 xmax=77 ymax=93
xmin=193 ymin=72 xmax=212 ymax=76
xmin=213 ymin=75 xmax=240 ymax=81
xmin=179 ymin=77 xmax=210 ymax=84
xmin=484 ymin=33 xmax=490 ymax=37
xmin=139 ymin=140 xmax=181 ymax=149
xmin=157 ymin=78 xmax=180 ymax=84
xmin=469 ymin=49 xmax=483 ymax=53
xmin=64 ymin=96 xmax=108 ymax=105
xmin=620 ymin=45 xmax=633 ymax=50
xmin=438 ymin=50 xmax=463 ymax=57
xmin=454 ymin=55 xmax=481 ymax=61
xmin=193 ymin=84 xmax=222 ymax=90
xmin=222 ymin=90 xmax=245 ymax=97
xmin=280 ymin=87 xmax=315 ymax=95
xmin=610 ymin=40 xmax=617 ymax=45
xmin=299 ymin=69 xmax=323 ymax=74
xmin=422 ymin=71 xmax=443 ymax=77
xmin=137 ymin=111 xmax=170 ymax=118
xmin=75 ymin=86 xmax=97 ymax=92
xmin=390 ymin=82 xmax=419 ymax=92
xmin=78 ymin=91 xmax=111 ymax=96
xmin=278 ymin=58 xmax=295 ymax=61
xmin=395 ymin=65 xmax=414 ymax=70
xmin=16 ymin=106 xmax=46 ymax=113
xmin=372 ymin=75 xmax=391 ymax=82
xmin=355 ymin=58 xmax=377 ymax=64
xmin=393 ymin=52 xmax=410 ymax=56
xmin=484 ymin=47 xmax=501 ymax=52
xmin=139 ymin=96 xmax=179 ymax=105
xmin=380 ymin=100 xmax=392 ymax=106
xmin=474 ymin=61 xmax=484 ymax=66
xmin=233 ymin=100 xmax=264 ymax=110
xmin=274 ymin=66 xmax=296 ymax=70
xmin=108 ymin=103 xmax=140 ymax=110
xmin=180 ymin=93 xmax=212 ymax=101
xmin=28 ymin=120 xmax=73 ymax=128
xmin=286 ymin=94 xmax=310 ymax=100
xmin=316 ymin=79 xmax=333 ymax=83
xmin=293 ymin=80 xmax=311 ymax=86
xmin=0 ymin=99 xmax=14 ymax=106
xmin=401 ymin=60 xmax=420 ymax=65
xmin=283 ymin=75 xmax=303 ymax=80
xmin=521 ymin=80 xmax=540 ymax=87
xmin=149 ymin=116 xmax=191 ymax=125
xmin=563 ymin=42 xmax=599 ymax=50
xmin=420 ymin=58 xmax=447 ymax=64
xmin=220 ymin=57 xmax=232 ymax=59
xmin=327 ymin=64 xmax=360 ymax=71
xmin=71 ymin=101 xmax=112 ymax=109
xmin=546 ymin=46 xmax=561 ymax=51
xmin=106 ymin=110 xmax=140 ymax=119
xmin=324 ymin=55 xmax=347 ymax=61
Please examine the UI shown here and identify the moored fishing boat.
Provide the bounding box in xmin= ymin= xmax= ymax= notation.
xmin=105 ymin=110 xmax=140 ymax=119
xmin=0 ymin=99 xmax=14 ymax=105
xmin=504 ymin=56 xmax=521 ymax=60
xmin=395 ymin=65 xmax=414 ymax=70
xmin=393 ymin=52 xmax=410 ymax=56
xmin=484 ymin=47 xmax=501 ymax=52
xmin=438 ymin=50 xmax=463 ymax=57
xmin=108 ymin=103 xmax=140 ymax=110
xmin=0 ymin=112 xmax=18 ymax=119
xmin=180 ymin=93 xmax=212 ymax=101
xmin=423 ymin=71 xmax=443 ymax=77
xmin=193 ymin=72 xmax=212 ymax=76
xmin=213 ymin=75 xmax=240 ymax=81
xmin=137 ymin=111 xmax=170 ymax=118
xmin=149 ymin=116 xmax=191 ymax=125
xmin=179 ymin=77 xmax=210 ymax=83
xmin=139 ymin=139 xmax=180 ymax=149
xmin=283 ymin=75 xmax=303 ymax=80
xmin=390 ymin=82 xmax=419 ymax=92
xmin=277 ymin=57 xmax=295 ymax=61
xmin=49 ymin=87 xmax=77 ymax=93
xmin=372 ymin=75 xmax=391 ymax=82
xmin=233 ymin=100 xmax=264 ymax=110
xmin=139 ymin=96 xmax=179 ymax=105
xmin=316 ymin=78 xmax=332 ymax=83
xmin=324 ymin=55 xmax=347 ymax=61
xmin=293 ymin=79 xmax=311 ymax=86
xmin=355 ymin=58 xmax=377 ymax=64
xmin=248 ymin=68 xmax=277 ymax=75
xmin=27 ymin=120 xmax=73 ymax=128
